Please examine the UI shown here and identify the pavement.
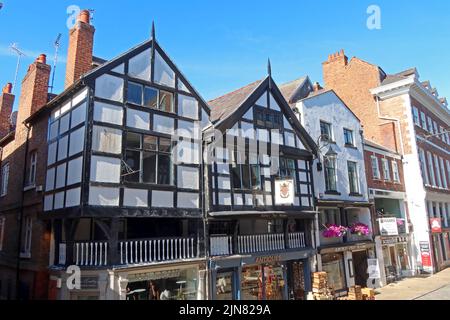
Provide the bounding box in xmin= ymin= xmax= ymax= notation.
xmin=375 ymin=268 xmax=450 ymax=300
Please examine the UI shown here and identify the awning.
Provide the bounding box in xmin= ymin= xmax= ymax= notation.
xmin=208 ymin=210 xmax=318 ymax=219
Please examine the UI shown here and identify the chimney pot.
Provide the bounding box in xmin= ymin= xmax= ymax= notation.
xmin=313 ymin=82 xmax=322 ymax=92
xmin=37 ymin=54 xmax=47 ymax=64
xmin=2 ymin=83 xmax=12 ymax=94
xmin=78 ymin=10 xmax=91 ymax=24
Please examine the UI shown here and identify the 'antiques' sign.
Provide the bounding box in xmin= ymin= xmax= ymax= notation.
xmin=274 ymin=179 xmax=295 ymax=205
xmin=378 ymin=218 xmax=399 ymax=236
xmin=255 ymin=255 xmax=282 ymax=264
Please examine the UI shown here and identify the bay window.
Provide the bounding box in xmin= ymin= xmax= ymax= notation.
xmin=231 ymin=152 xmax=261 ymax=190
xmin=126 ymin=81 xmax=173 ymax=113
xmin=124 ymin=133 xmax=173 ymax=185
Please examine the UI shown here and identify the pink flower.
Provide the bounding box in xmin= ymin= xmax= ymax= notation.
xmin=323 ymin=225 xmax=348 ymax=238
xmin=349 ymin=223 xmax=370 ymax=236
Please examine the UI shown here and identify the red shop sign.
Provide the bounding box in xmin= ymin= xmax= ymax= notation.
xmin=430 ymin=218 xmax=442 ymax=233
xmin=421 ymin=252 xmax=432 ymax=267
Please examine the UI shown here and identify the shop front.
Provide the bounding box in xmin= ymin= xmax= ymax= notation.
xmin=116 ymin=261 xmax=207 ymax=301
xmin=211 ymin=250 xmax=314 ymax=301
xmin=380 ymin=236 xmax=412 ymax=284
xmin=319 ymin=242 xmax=375 ymax=294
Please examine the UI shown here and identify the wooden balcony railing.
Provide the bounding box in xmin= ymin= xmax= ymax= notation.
xmin=210 ymin=232 xmax=307 ymax=257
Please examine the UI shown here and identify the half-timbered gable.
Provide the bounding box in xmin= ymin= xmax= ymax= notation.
xmin=207 ymin=76 xmax=317 ymax=214
xmin=43 ymin=35 xmax=210 ymax=219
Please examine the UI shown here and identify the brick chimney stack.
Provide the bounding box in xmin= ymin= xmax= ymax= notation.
xmin=322 ymin=49 xmax=348 ymax=89
xmin=15 ymin=54 xmax=51 ymax=128
xmin=0 ymin=82 xmax=15 ymax=138
xmin=65 ymin=9 xmax=95 ymax=89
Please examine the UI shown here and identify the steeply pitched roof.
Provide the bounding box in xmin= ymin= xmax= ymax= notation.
xmin=208 ymin=77 xmax=318 ymax=156
xmin=208 ymin=79 xmax=263 ymax=123
xmin=279 ymin=77 xmax=307 ymax=104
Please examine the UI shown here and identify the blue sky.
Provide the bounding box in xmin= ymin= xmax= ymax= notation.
xmin=1 ymin=0 xmax=449 ymax=110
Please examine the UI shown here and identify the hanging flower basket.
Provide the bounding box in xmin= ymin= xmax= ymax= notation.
xmin=323 ymin=225 xmax=348 ymax=238
xmin=349 ymin=223 xmax=370 ymax=236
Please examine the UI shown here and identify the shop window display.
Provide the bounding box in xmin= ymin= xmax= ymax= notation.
xmin=126 ymin=268 xmax=198 ymax=301
xmin=321 ymin=253 xmax=346 ymax=292
xmin=240 ymin=265 xmax=286 ymax=301
xmin=216 ymin=272 xmax=233 ymax=300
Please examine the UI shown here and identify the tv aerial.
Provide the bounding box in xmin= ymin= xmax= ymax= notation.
xmin=50 ymin=33 xmax=62 ymax=93
xmin=10 ymin=43 xmax=26 ymax=95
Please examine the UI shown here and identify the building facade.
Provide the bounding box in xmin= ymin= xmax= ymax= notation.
xmin=364 ymin=139 xmax=414 ymax=286
xmin=0 ymin=54 xmax=53 ymax=300
xmin=323 ymin=50 xmax=450 ymax=274
xmin=206 ymin=73 xmax=318 ymax=300
xmin=281 ymin=78 xmax=375 ymax=294
xmin=26 ymin=11 xmax=211 ymax=300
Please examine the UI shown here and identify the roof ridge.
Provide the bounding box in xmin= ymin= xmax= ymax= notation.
xmin=208 ymin=79 xmax=264 ymax=105
xmin=280 ymin=76 xmax=307 ymax=87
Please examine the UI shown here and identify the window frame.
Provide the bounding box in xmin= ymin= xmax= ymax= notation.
xmin=21 ymin=216 xmax=33 ymax=257
xmin=391 ymin=160 xmax=400 ymax=183
xmin=412 ymin=106 xmax=420 ymax=126
xmin=123 ymin=132 xmax=174 ymax=186
xmin=1 ymin=162 xmax=10 ymax=197
xmin=343 ymin=128 xmax=354 ymax=147
xmin=231 ymin=151 xmax=261 ymax=191
xmin=27 ymin=151 xmax=38 ymax=186
xmin=324 ymin=157 xmax=337 ymax=192
xmin=320 ymin=121 xmax=333 ymax=142
xmin=381 ymin=158 xmax=391 ymax=181
xmin=371 ymin=156 xmax=381 ymax=180
xmin=347 ymin=161 xmax=360 ymax=194
xmin=0 ymin=216 xmax=5 ymax=252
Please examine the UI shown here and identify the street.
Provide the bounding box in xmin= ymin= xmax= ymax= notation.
xmin=376 ymin=268 xmax=450 ymax=300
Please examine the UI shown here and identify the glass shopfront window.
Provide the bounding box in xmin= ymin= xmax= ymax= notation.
xmin=126 ymin=268 xmax=198 ymax=301
xmin=321 ymin=253 xmax=346 ymax=291
xmin=216 ymin=272 xmax=234 ymax=300
xmin=241 ymin=264 xmax=286 ymax=301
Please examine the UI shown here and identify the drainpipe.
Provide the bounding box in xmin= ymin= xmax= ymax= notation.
xmin=375 ymin=96 xmax=405 ymax=156
xmin=15 ymin=123 xmax=31 ymax=300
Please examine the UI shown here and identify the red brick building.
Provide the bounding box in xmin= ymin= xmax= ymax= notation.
xmin=0 ymin=54 xmax=52 ymax=300
xmin=323 ymin=50 xmax=450 ymax=274
xmin=364 ymin=140 xmax=412 ymax=286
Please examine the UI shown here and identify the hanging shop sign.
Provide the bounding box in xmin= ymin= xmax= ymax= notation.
xmin=320 ymin=242 xmax=374 ymax=254
xmin=274 ymin=179 xmax=295 ymax=205
xmin=381 ymin=236 xmax=408 ymax=245
xmin=128 ymin=269 xmax=182 ymax=282
xmin=81 ymin=276 xmax=99 ymax=290
xmin=419 ymin=242 xmax=432 ymax=268
xmin=430 ymin=218 xmax=442 ymax=233
xmin=367 ymin=259 xmax=381 ymax=279
xmin=378 ymin=218 xmax=399 ymax=236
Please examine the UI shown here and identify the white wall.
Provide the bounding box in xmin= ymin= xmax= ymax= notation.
xmin=297 ymin=91 xmax=369 ymax=203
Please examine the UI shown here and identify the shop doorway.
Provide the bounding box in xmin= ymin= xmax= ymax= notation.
xmin=352 ymin=251 xmax=368 ymax=287
xmin=287 ymin=261 xmax=306 ymax=300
